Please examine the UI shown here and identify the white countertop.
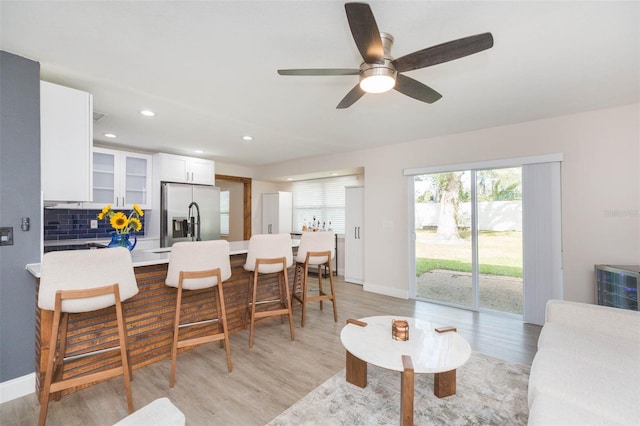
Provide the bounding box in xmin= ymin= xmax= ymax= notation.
xmin=26 ymin=239 xmax=299 ymax=278
xmin=340 ymin=316 xmax=471 ymax=374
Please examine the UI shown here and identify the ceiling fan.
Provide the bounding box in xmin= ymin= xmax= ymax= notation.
xmin=278 ymin=2 xmax=493 ymax=109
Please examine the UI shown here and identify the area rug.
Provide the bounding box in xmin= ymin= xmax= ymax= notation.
xmin=267 ymin=352 xmax=530 ymax=426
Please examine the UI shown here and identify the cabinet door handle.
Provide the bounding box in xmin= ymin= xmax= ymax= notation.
xmin=354 ymin=227 xmax=357 ymax=239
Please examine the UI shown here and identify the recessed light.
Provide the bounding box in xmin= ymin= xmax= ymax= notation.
xmin=287 ymin=178 xmax=293 ymax=181
xmin=242 ymin=135 xmax=253 ymax=141
xmin=104 ymin=133 xmax=117 ymax=138
xmin=140 ymin=109 xmax=155 ymax=117
xmin=330 ymin=173 xmax=339 ymax=176
xmin=194 ymin=150 xmax=204 ymax=154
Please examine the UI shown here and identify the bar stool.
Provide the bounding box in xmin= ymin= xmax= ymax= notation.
xmin=243 ymin=234 xmax=295 ymax=348
xmin=165 ymin=240 xmax=233 ymax=387
xmin=291 ymin=232 xmax=338 ymax=327
xmin=37 ymin=247 xmax=139 ymax=426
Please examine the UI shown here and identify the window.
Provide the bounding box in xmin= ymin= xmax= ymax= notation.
xmin=220 ymin=190 xmax=230 ymax=235
xmin=292 ymin=175 xmax=358 ymax=234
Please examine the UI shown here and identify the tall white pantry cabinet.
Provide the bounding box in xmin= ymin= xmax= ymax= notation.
xmin=262 ymin=192 xmax=292 ymax=234
xmin=344 ymin=186 xmax=364 ymax=284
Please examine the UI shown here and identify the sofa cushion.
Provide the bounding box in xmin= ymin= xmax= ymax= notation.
xmin=537 ymin=322 xmax=640 ymax=373
xmin=529 ymin=350 xmax=639 ymax=424
xmin=528 ymin=393 xmax=624 ymax=426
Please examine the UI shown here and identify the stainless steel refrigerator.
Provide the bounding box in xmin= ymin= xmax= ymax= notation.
xmin=160 ymin=182 xmax=221 ymax=247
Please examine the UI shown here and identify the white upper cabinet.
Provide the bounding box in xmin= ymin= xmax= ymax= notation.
xmin=40 ymin=81 xmax=93 ymax=202
xmin=85 ymin=147 xmax=152 ymax=209
xmin=154 ymin=153 xmax=215 ymax=185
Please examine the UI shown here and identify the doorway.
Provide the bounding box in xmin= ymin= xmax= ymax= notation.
xmin=413 ymin=167 xmax=523 ymax=315
xmin=215 ymin=174 xmax=252 ymax=240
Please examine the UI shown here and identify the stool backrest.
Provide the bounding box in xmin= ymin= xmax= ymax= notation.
xmin=39 ymin=247 xmax=138 ymax=313
xmin=244 ymin=234 xmax=293 ymax=274
xmin=295 ymin=232 xmax=335 ymax=265
xmin=166 ymin=240 xmax=231 ymax=290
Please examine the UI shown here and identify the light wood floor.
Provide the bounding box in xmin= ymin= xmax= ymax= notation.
xmin=0 ymin=276 xmax=540 ymax=426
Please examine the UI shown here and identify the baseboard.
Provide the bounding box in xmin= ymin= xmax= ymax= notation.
xmin=363 ymin=282 xmax=409 ymax=299
xmin=0 ymin=372 xmax=35 ymax=404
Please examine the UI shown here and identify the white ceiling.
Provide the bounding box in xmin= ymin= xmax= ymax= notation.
xmin=1 ymin=1 xmax=638 ymax=168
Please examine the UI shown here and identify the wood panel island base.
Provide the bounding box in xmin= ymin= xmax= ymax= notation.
xmin=29 ymin=244 xmax=299 ymax=400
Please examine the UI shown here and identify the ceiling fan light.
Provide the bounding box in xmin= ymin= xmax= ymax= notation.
xmin=360 ymin=75 xmax=395 ymax=93
xmin=359 ymin=63 xmax=397 ymax=94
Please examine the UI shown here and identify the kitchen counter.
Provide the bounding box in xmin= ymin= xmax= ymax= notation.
xmin=29 ymin=239 xmax=300 ymax=399
xmin=27 ymin=239 xmax=298 ymax=277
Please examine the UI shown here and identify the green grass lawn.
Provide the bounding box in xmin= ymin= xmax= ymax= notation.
xmin=416 ymin=258 xmax=523 ymax=278
xmin=415 ymin=230 xmax=523 ymax=278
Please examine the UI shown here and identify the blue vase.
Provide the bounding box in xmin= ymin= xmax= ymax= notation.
xmin=107 ymin=231 xmax=137 ymax=251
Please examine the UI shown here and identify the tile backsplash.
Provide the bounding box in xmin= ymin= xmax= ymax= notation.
xmin=44 ymin=208 xmax=146 ymax=242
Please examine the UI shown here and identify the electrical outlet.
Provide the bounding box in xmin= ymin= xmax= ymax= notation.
xmin=90 ymin=220 xmax=98 ymax=229
xmin=0 ymin=227 xmax=14 ymax=246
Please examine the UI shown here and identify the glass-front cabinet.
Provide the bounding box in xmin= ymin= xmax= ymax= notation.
xmin=85 ymin=147 xmax=152 ymax=209
xmin=595 ymin=265 xmax=639 ymax=311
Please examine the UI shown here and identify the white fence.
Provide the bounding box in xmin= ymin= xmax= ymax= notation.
xmin=415 ymin=201 xmax=522 ymax=231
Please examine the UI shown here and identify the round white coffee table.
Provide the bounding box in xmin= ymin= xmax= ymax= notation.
xmin=340 ymin=316 xmax=471 ymax=425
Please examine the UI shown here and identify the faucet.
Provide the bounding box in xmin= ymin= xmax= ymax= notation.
xmin=188 ymin=201 xmax=201 ymax=241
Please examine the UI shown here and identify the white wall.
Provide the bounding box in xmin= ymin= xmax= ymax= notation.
xmin=254 ymin=104 xmax=640 ymax=304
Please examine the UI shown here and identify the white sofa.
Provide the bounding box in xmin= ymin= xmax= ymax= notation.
xmin=528 ymin=300 xmax=640 ymax=425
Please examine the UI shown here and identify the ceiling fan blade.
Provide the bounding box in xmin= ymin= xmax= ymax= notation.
xmin=394 ymin=74 xmax=442 ymax=104
xmin=345 ymin=3 xmax=384 ymax=64
xmin=278 ymin=68 xmax=359 ymax=76
xmin=392 ymin=33 xmax=494 ymax=73
xmin=336 ymin=84 xmax=366 ymax=109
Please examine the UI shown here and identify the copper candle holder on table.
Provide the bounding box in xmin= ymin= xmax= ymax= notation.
xmin=392 ymin=319 xmax=409 ymax=341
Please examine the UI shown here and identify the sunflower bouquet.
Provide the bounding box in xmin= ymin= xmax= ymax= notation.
xmin=97 ymin=204 xmax=144 ymax=235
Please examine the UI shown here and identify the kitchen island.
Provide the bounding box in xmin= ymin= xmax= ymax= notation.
xmin=26 ymin=240 xmax=299 ymax=399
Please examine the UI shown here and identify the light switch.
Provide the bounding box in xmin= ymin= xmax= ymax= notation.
xmin=90 ymin=220 xmax=98 ymax=229
xmin=0 ymin=227 xmax=14 ymax=246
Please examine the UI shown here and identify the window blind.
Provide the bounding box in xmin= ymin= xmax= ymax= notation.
xmin=292 ymin=175 xmax=358 ymax=234
xmin=220 ymin=190 xmax=230 ymax=235
xmin=522 ymin=161 xmax=563 ymax=325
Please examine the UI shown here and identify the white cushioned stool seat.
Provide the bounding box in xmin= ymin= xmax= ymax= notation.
xmin=39 ymin=247 xmax=138 ymax=312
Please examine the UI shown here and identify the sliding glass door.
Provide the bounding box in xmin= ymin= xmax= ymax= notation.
xmin=414 ymin=167 xmax=523 ymax=314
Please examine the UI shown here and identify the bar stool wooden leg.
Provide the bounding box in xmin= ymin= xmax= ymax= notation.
xmin=169 ymin=283 xmax=183 ymax=388
xmin=249 ymin=270 xmax=259 ymax=348
xmin=278 ymin=273 xmax=286 ymax=324
xmin=283 ymin=267 xmax=295 ymax=341
xmin=38 ymin=299 xmax=62 ymax=426
xmin=244 ymin=275 xmax=252 ymax=330
xmin=211 ymin=283 xmax=224 ymax=350
xmin=327 ymin=260 xmax=338 ymax=322
xmin=113 ymin=288 xmax=134 ymax=413
xmin=216 ymin=281 xmax=233 ymax=372
xmin=317 ymin=265 xmax=324 ymax=311
xmin=51 ymin=313 xmax=69 ymax=402
xmin=301 ymin=263 xmax=309 ymax=326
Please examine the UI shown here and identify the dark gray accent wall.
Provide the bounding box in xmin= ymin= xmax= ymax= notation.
xmin=0 ymin=51 xmax=41 ymax=382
